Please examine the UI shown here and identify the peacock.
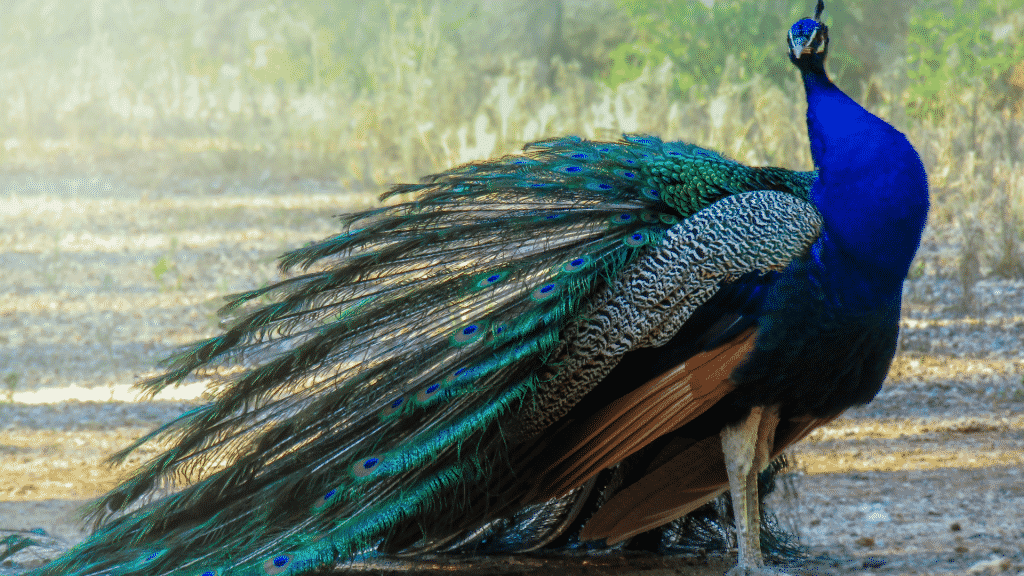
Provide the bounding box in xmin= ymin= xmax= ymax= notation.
xmin=29 ymin=2 xmax=928 ymax=575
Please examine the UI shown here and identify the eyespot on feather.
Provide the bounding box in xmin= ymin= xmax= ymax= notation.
xmin=531 ymin=282 xmax=560 ymax=302
xmin=263 ymin=554 xmax=292 ymax=575
xmin=380 ymin=396 xmax=405 ymax=419
xmin=416 ymin=382 xmax=443 ymax=403
xmin=352 ymin=456 xmax=382 ymax=479
xmin=312 ymin=488 xmax=338 ymax=511
xmin=642 ymin=188 xmax=661 ymax=200
xmin=623 ymin=231 xmax=650 ymax=247
xmin=472 ymin=271 xmax=506 ymax=290
xmin=560 ymin=256 xmax=591 ymax=273
xmin=451 ymin=321 xmax=487 ymax=345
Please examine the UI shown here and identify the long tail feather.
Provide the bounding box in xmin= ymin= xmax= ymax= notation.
xmin=33 ymin=136 xmax=817 ymax=576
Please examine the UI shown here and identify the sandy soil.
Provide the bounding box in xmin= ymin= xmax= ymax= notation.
xmin=1 ymin=172 xmax=1022 ymax=575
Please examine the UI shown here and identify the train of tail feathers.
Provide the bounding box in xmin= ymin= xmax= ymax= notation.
xmin=29 ymin=2 xmax=928 ymax=575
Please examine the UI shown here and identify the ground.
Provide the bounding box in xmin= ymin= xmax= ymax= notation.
xmin=1 ymin=172 xmax=1022 ymax=575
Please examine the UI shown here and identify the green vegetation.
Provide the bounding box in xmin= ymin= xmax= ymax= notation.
xmin=906 ymin=0 xmax=1024 ymax=121
xmin=610 ymin=0 xmax=911 ymax=96
xmin=609 ymin=0 xmax=807 ymax=92
xmin=3 ymin=373 xmax=19 ymax=403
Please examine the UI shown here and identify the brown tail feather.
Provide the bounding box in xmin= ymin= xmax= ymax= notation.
xmin=580 ymin=409 xmax=836 ymax=543
xmin=526 ymin=327 xmax=837 ymax=543
xmin=580 ymin=434 xmax=729 ymax=542
xmin=525 ymin=328 xmax=757 ymax=502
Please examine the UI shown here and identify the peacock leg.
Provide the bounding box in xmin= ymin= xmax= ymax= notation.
xmin=721 ymin=405 xmax=791 ymax=576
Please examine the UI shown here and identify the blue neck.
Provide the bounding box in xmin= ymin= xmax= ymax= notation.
xmin=799 ymin=68 xmax=929 ymax=311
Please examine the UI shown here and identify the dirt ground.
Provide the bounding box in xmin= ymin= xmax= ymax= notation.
xmin=1 ymin=172 xmax=1022 ymax=575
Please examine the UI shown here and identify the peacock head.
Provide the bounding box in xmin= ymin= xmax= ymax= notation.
xmin=788 ymin=0 xmax=828 ymax=71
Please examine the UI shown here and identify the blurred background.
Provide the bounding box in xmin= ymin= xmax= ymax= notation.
xmin=1 ymin=2 xmax=1023 ymax=572
xmin=0 ymin=0 xmax=1021 ymax=229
